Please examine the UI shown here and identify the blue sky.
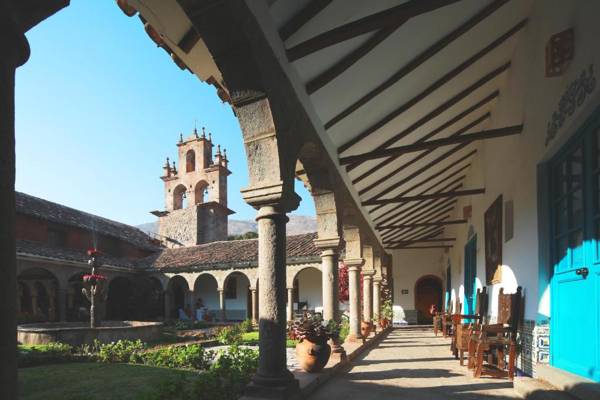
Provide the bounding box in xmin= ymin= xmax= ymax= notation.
xmin=15 ymin=1 xmax=314 ymax=226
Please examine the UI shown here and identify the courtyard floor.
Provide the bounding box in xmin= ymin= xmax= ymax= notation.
xmin=308 ymin=327 xmax=520 ymax=400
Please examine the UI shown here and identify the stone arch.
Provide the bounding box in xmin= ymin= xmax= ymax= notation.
xmin=173 ymin=183 xmax=188 ymax=210
xmin=186 ymin=149 xmax=195 ymax=172
xmin=414 ymin=275 xmax=443 ymax=324
xmin=193 ymin=273 xmax=219 ymax=321
xmin=66 ymin=272 xmax=88 ymax=322
xmin=292 ymin=266 xmax=322 ymax=312
xmin=194 ymin=180 xmax=209 ymax=205
xmin=166 ymin=275 xmax=190 ymax=319
xmin=106 ymin=276 xmax=134 ymax=320
xmin=222 ymin=271 xmax=252 ymax=321
xmin=17 ymin=267 xmax=59 ymax=322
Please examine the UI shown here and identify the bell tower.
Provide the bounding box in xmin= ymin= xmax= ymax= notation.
xmin=151 ymin=127 xmax=234 ymax=247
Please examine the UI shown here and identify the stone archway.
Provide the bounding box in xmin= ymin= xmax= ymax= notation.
xmin=414 ymin=275 xmax=443 ymax=324
xmin=106 ymin=276 xmax=134 ymax=320
xmin=17 ymin=267 xmax=59 ymax=323
xmin=166 ymin=275 xmax=189 ymax=319
xmin=222 ymin=271 xmax=251 ymax=321
xmin=293 ymin=267 xmax=322 ymax=314
xmin=193 ymin=273 xmax=219 ymax=321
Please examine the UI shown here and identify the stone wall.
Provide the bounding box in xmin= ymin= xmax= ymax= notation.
xmin=159 ymin=207 xmax=199 ymax=247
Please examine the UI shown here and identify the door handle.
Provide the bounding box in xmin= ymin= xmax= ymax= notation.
xmin=575 ymin=268 xmax=589 ymax=279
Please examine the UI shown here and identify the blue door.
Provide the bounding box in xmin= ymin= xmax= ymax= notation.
xmin=550 ymin=115 xmax=600 ymax=381
xmin=464 ymin=235 xmax=477 ymax=316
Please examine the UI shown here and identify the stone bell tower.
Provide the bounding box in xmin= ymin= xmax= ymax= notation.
xmin=151 ymin=127 xmax=234 ymax=247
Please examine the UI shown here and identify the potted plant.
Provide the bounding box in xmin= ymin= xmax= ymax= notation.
xmin=380 ymin=299 xmax=393 ymax=329
xmin=291 ymin=313 xmax=339 ymax=373
xmin=360 ymin=320 xmax=372 ymax=337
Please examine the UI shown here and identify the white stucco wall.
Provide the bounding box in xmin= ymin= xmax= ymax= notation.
xmin=224 ymin=273 xmax=250 ymax=319
xmin=391 ymin=249 xmax=444 ymax=323
xmin=194 ymin=274 xmax=219 ymax=311
xmin=441 ymin=0 xmax=600 ymax=322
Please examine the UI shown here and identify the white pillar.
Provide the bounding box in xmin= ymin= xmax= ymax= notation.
xmin=218 ymin=289 xmax=226 ymax=321
xmin=346 ymin=260 xmax=363 ymax=341
xmin=251 ymin=288 xmax=258 ymax=324
xmin=373 ymin=279 xmax=381 ymax=329
xmin=363 ymin=273 xmax=373 ymax=324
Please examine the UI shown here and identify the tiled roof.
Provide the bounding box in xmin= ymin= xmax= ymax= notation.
xmin=16 ymin=240 xmax=138 ymax=269
xmin=143 ymin=232 xmax=320 ymax=271
xmin=16 ymin=192 xmax=158 ymax=252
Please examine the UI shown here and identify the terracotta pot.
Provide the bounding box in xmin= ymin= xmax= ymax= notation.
xmin=360 ymin=321 xmax=372 ymax=337
xmin=379 ymin=319 xmax=389 ymax=329
xmin=296 ymin=339 xmax=331 ymax=373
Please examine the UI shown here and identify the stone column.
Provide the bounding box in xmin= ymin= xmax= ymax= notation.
xmin=163 ymin=290 xmax=171 ymax=319
xmin=373 ymin=278 xmax=382 ymax=329
xmin=362 ymin=273 xmax=374 ymax=328
xmin=250 ymin=288 xmax=258 ymax=325
xmin=346 ymin=260 xmax=363 ymax=341
xmin=1 ymin=9 xmax=30 ymax=396
xmin=286 ymin=287 xmax=293 ymax=321
xmin=218 ymin=289 xmax=226 ymax=322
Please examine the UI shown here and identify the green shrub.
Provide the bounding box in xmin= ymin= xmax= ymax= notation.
xmin=18 ymin=342 xmax=75 ymax=367
xmin=96 ymin=339 xmax=145 ymax=363
xmin=135 ymin=344 xmax=213 ymax=370
xmin=339 ymin=315 xmax=350 ymax=343
xmin=239 ymin=319 xmax=253 ymax=333
xmin=138 ymin=345 xmax=259 ymax=400
xmin=216 ymin=325 xmax=242 ymax=345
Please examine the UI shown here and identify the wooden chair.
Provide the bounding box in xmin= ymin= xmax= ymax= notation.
xmin=453 ymin=288 xmax=488 ymax=365
xmin=468 ymin=286 xmax=523 ymax=380
xmin=433 ymin=298 xmax=451 ymax=336
xmin=449 ymin=300 xmax=462 ymax=357
xmin=441 ymin=298 xmax=455 ymax=338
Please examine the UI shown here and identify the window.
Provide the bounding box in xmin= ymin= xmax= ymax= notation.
xmin=225 ymin=277 xmax=237 ymax=299
xmin=186 ymin=150 xmax=195 ymax=172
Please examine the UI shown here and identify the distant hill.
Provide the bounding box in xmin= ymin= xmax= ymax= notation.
xmin=136 ymin=215 xmax=316 ymax=237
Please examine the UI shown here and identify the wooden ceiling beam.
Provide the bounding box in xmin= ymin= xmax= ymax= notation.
xmin=380 ymin=199 xmax=457 ymax=242
xmin=279 ymin=0 xmax=333 ymax=41
xmin=373 ymin=156 xmax=472 ymax=224
xmin=339 ymin=18 xmax=526 ymax=156
xmin=384 ymin=237 xmax=456 ymax=245
xmin=325 ymin=0 xmax=511 ymax=130
xmin=387 ymin=245 xmax=453 ymax=250
xmin=341 ymin=124 xmax=523 ymax=165
xmin=386 ymin=225 xmax=446 ymax=243
xmin=286 ymin=0 xmax=461 ymax=61
xmin=364 ymin=188 xmax=484 ymax=206
xmin=377 ymin=219 xmax=467 ymax=229
xmin=306 ymin=21 xmax=400 ymax=94
xmin=349 ymin=61 xmax=510 ymax=178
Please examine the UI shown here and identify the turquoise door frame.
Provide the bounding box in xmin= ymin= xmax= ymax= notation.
xmin=464 ymin=235 xmax=477 ymax=316
xmin=549 ymin=110 xmax=600 ymax=381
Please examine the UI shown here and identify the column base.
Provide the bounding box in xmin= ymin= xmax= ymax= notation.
xmin=241 ymin=372 xmax=299 ymax=400
xmin=344 ymin=334 xmax=364 ymax=343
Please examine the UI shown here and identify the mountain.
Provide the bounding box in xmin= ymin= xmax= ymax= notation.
xmin=136 ymin=215 xmax=316 ymax=237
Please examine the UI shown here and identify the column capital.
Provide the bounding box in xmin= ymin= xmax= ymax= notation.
xmin=0 ymin=3 xmax=30 ymax=67
xmin=373 ymin=277 xmax=383 ymax=284
xmin=344 ymin=258 xmax=364 ymax=271
xmin=313 ymin=237 xmax=341 ymax=252
xmin=243 ymin=182 xmax=300 ymax=213
xmin=362 ymin=269 xmax=376 ymax=278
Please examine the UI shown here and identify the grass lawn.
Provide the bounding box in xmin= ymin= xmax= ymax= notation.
xmin=240 ymin=331 xmax=298 ymax=348
xmin=19 ymin=362 xmax=198 ymax=400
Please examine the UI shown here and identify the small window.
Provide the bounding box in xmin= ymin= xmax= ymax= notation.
xmin=47 ymin=228 xmax=66 ymax=248
xmin=186 ymin=150 xmax=195 ymax=172
xmin=225 ymin=277 xmax=237 ymax=299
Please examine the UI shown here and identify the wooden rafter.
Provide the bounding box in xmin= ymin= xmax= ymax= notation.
xmin=359 ymin=113 xmax=485 ymax=200
xmin=390 ymin=198 xmax=459 ymax=230
xmin=350 ymin=61 xmax=511 ymax=178
xmin=384 ymin=237 xmax=456 ymax=245
xmin=355 ymin=91 xmax=495 ymax=194
xmin=279 ymin=0 xmax=333 ymax=41
xmin=387 ymin=225 xmax=447 ymax=243
xmin=387 ymin=245 xmax=453 ymax=250
xmin=341 ymin=125 xmax=523 ymax=165
xmin=364 ymin=188 xmax=484 ymax=206
xmin=306 ymin=21 xmax=400 ymax=94
xmin=377 ymin=219 xmax=467 ymax=229
xmin=373 ymin=156 xmax=472 ymax=224
xmin=286 ymin=0 xmax=461 ymax=61
xmin=381 ymin=208 xmax=455 ymax=242
xmin=325 ymin=0 xmax=511 ymax=130
xmin=339 ymin=19 xmax=526 ymax=156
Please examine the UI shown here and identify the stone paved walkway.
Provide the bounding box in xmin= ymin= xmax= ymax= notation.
xmin=308 ymin=327 xmax=520 ymax=400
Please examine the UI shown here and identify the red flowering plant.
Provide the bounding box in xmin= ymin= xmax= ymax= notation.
xmin=338 ymin=262 xmax=363 ymax=304
xmin=82 ymin=274 xmax=107 ymax=285
xmin=290 ymin=313 xmax=339 ymax=345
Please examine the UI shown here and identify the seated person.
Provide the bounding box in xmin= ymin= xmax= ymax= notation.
xmin=178 ymin=307 xmax=191 ymax=321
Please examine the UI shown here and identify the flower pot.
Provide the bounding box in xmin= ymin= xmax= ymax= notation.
xmin=379 ymin=319 xmax=389 ymax=329
xmin=296 ymin=339 xmax=331 ymax=373
xmin=360 ymin=321 xmax=372 ymax=337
